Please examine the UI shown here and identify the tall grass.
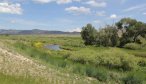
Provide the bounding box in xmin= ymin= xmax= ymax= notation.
xmin=122 ymin=71 xmax=146 ymax=84
xmin=13 ymin=42 xmax=108 ymax=81
xmin=124 ymin=43 xmax=141 ymax=50
xmin=0 ymin=73 xmax=47 ymax=84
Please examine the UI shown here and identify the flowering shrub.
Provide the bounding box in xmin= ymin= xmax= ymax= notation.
xmin=33 ymin=42 xmax=43 ymax=48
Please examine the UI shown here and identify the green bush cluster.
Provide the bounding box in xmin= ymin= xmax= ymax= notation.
xmin=124 ymin=43 xmax=141 ymax=50
xmin=133 ymin=52 xmax=146 ymax=58
xmin=123 ymin=71 xmax=146 ymax=84
xmin=69 ymin=48 xmax=137 ymax=71
xmin=85 ymin=66 xmax=108 ymax=81
xmin=138 ymin=60 xmax=146 ymax=67
xmin=72 ymin=64 xmax=108 ymax=81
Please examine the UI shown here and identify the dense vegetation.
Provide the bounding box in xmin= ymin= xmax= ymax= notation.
xmin=0 ymin=18 xmax=146 ymax=84
xmin=81 ymin=18 xmax=146 ymax=47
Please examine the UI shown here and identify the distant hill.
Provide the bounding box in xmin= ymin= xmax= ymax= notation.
xmin=0 ymin=29 xmax=80 ymax=35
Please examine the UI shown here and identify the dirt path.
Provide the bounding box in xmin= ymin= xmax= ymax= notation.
xmin=0 ymin=46 xmax=49 ymax=76
xmin=0 ymin=46 xmax=74 ymax=83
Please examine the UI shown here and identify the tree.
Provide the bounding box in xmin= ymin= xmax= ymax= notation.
xmin=81 ymin=18 xmax=146 ymax=47
xmin=96 ymin=25 xmax=119 ymax=47
xmin=116 ymin=18 xmax=146 ymax=47
xmin=81 ymin=24 xmax=97 ymax=45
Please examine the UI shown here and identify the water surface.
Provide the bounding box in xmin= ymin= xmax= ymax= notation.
xmin=44 ymin=44 xmax=61 ymax=50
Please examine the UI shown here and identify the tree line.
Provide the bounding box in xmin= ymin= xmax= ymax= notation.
xmin=81 ymin=18 xmax=146 ymax=47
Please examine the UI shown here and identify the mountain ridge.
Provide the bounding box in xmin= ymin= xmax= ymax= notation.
xmin=0 ymin=29 xmax=80 ymax=35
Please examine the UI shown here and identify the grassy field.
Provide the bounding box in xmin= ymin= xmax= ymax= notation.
xmin=0 ymin=34 xmax=146 ymax=84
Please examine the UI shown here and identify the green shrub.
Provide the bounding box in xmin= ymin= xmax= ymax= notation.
xmin=57 ymin=60 xmax=67 ymax=68
xmin=138 ymin=60 xmax=146 ymax=67
xmin=124 ymin=43 xmax=141 ymax=50
xmin=73 ymin=64 xmax=108 ymax=81
xmin=95 ymin=48 xmax=137 ymax=71
xmin=33 ymin=42 xmax=43 ymax=48
xmin=123 ymin=72 xmax=145 ymax=84
xmin=133 ymin=52 xmax=146 ymax=58
xmin=120 ymin=58 xmax=135 ymax=71
xmin=72 ymin=63 xmax=85 ymax=75
xmin=57 ymin=50 xmax=71 ymax=59
xmin=92 ymin=68 xmax=108 ymax=81
xmin=123 ymin=75 xmax=142 ymax=84
xmin=85 ymin=65 xmax=94 ymax=77
xmin=69 ymin=48 xmax=137 ymax=71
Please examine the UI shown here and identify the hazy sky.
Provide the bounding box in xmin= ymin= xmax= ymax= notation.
xmin=0 ymin=0 xmax=146 ymax=32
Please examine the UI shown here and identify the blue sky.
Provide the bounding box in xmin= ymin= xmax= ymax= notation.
xmin=0 ymin=0 xmax=146 ymax=32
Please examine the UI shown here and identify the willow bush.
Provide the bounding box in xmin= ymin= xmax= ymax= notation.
xmin=69 ymin=48 xmax=137 ymax=71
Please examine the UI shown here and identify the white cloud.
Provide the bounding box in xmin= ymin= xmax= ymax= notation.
xmin=143 ymin=13 xmax=146 ymax=15
xmin=33 ymin=0 xmax=52 ymax=4
xmin=33 ymin=0 xmax=80 ymax=4
xmin=110 ymin=14 xmax=117 ymax=19
xmin=56 ymin=0 xmax=72 ymax=4
xmin=85 ymin=1 xmax=106 ymax=7
xmin=73 ymin=0 xmax=81 ymax=2
xmin=0 ymin=2 xmax=22 ymax=15
xmin=123 ymin=4 xmax=146 ymax=12
xmin=65 ymin=6 xmax=90 ymax=15
xmin=96 ymin=11 xmax=106 ymax=16
xmin=69 ymin=27 xmax=81 ymax=32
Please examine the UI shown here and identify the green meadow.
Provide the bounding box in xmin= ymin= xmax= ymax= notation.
xmin=0 ymin=33 xmax=146 ymax=84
